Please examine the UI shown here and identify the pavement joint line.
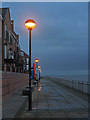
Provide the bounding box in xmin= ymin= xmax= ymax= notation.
xmin=50 ymin=79 xmax=88 ymax=108
xmin=19 ymin=79 xmax=88 ymax=118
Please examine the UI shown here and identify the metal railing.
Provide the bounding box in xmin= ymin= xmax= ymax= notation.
xmin=47 ymin=77 xmax=90 ymax=94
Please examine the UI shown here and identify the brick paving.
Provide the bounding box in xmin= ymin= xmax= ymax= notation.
xmin=20 ymin=78 xmax=88 ymax=119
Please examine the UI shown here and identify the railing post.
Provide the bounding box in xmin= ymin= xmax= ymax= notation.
xmin=81 ymin=81 xmax=84 ymax=93
xmin=78 ymin=81 xmax=80 ymax=91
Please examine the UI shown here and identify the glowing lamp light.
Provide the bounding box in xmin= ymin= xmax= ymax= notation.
xmin=35 ymin=59 xmax=39 ymax=63
xmin=38 ymin=85 xmax=41 ymax=92
xmin=25 ymin=19 xmax=36 ymax=30
xmin=38 ymin=66 xmax=40 ymax=69
xmin=40 ymin=69 xmax=41 ymax=73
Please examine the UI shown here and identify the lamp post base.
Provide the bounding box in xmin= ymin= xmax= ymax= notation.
xmin=28 ymin=86 xmax=32 ymax=111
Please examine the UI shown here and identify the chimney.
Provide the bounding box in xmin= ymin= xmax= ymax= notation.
xmin=11 ymin=20 xmax=14 ymax=31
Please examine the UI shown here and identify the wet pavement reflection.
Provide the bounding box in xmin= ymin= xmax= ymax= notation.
xmin=21 ymin=79 xmax=88 ymax=118
xmin=35 ymin=79 xmax=88 ymax=109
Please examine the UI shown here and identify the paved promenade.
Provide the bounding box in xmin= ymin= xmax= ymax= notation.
xmin=20 ymin=78 xmax=88 ymax=119
xmin=2 ymin=87 xmax=27 ymax=118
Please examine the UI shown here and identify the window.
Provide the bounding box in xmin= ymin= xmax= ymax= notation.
xmin=4 ymin=44 xmax=7 ymax=59
xmin=23 ymin=58 xmax=25 ymax=62
xmin=9 ymin=49 xmax=11 ymax=59
xmin=5 ymin=24 xmax=7 ymax=40
xmin=26 ymin=65 xmax=29 ymax=70
xmin=27 ymin=58 xmax=29 ymax=64
xmin=21 ymin=52 xmax=24 ymax=56
xmin=12 ymin=55 xmax=14 ymax=59
xmin=23 ymin=64 xmax=25 ymax=70
xmin=10 ymin=50 xmax=14 ymax=59
xmin=8 ymin=49 xmax=13 ymax=59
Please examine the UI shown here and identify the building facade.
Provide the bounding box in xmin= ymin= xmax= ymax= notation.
xmin=20 ymin=50 xmax=29 ymax=73
xmin=1 ymin=8 xmax=29 ymax=73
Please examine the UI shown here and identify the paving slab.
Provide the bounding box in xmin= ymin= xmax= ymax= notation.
xmin=2 ymin=87 xmax=28 ymax=119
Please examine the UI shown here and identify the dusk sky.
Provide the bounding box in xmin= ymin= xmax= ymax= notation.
xmin=2 ymin=2 xmax=88 ymax=76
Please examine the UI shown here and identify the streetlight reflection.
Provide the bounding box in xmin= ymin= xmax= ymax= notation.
xmin=38 ymin=84 xmax=42 ymax=92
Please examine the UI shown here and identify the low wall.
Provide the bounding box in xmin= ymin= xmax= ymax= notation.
xmin=47 ymin=76 xmax=90 ymax=94
xmin=2 ymin=71 xmax=29 ymax=100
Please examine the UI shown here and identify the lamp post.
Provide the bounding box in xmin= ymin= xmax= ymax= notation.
xmin=25 ymin=19 xmax=36 ymax=111
xmin=35 ymin=59 xmax=39 ymax=68
xmin=35 ymin=59 xmax=39 ymax=85
xmin=38 ymin=66 xmax=41 ymax=81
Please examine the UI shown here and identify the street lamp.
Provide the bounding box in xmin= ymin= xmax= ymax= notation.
xmin=38 ymin=66 xmax=40 ymax=69
xmin=35 ymin=59 xmax=39 ymax=63
xmin=35 ymin=59 xmax=39 ymax=68
xmin=25 ymin=19 xmax=36 ymax=111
